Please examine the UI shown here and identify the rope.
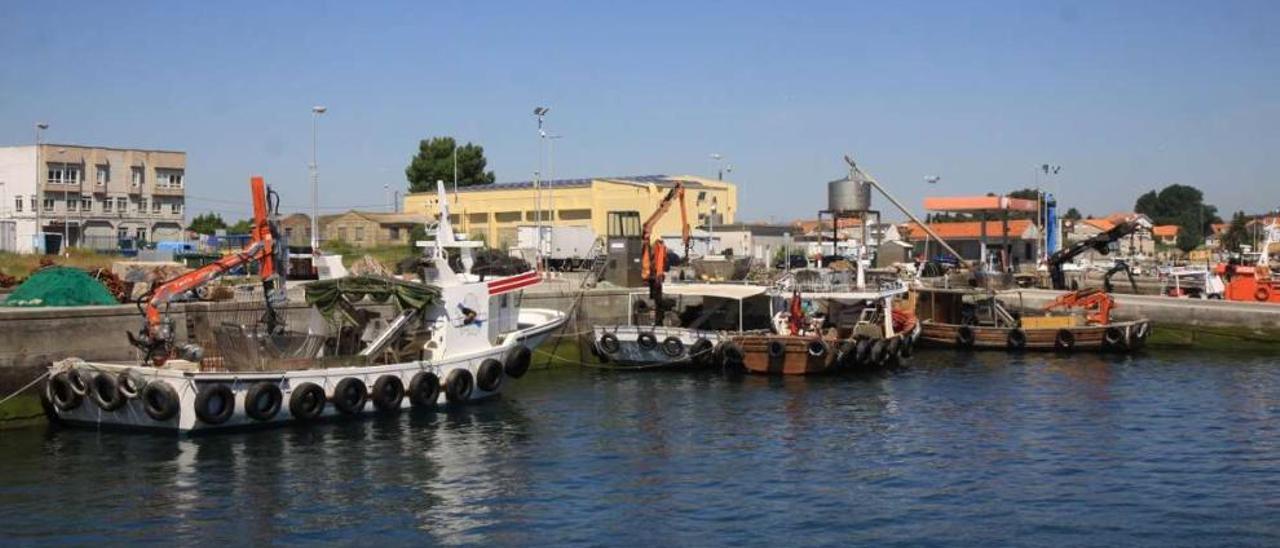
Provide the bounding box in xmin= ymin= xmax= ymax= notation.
xmin=0 ymin=371 xmax=51 ymax=408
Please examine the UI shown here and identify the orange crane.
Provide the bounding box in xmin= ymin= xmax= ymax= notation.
xmin=1043 ymin=288 xmax=1116 ymax=326
xmin=128 ymin=176 xmax=287 ymax=365
xmin=639 ymin=181 xmax=691 ymax=283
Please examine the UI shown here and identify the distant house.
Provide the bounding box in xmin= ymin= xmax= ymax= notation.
xmin=322 ymin=211 xmax=424 ymax=248
xmin=1064 ymin=213 xmax=1154 ymax=258
xmin=1152 ymin=225 xmax=1180 ymax=246
xmin=900 ymin=220 xmax=1039 ymax=269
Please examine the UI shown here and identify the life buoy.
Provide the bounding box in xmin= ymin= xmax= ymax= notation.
xmin=598 ymin=333 xmax=621 ymax=355
xmin=956 ymin=326 xmax=975 ymax=348
xmin=332 ymin=378 xmax=368 ymax=415
xmin=870 ymin=339 xmax=889 ymax=366
xmin=767 ymin=340 xmax=787 ymax=358
xmin=142 ymin=381 xmax=179 ymax=421
xmin=372 ymin=375 xmax=405 ymax=412
xmin=855 ymin=338 xmax=873 ymax=366
xmin=503 ymin=346 xmax=533 ymax=379
xmin=637 ymin=332 xmax=658 ymax=349
xmin=409 ymin=371 xmax=441 ymax=408
xmin=1256 ymin=287 xmax=1271 ymax=302
xmin=445 ymin=368 xmax=474 ymax=404
xmin=1007 ymin=329 xmax=1027 ymax=350
xmin=118 ymin=370 xmax=146 ymax=399
xmin=662 ymin=336 xmax=685 ymax=358
xmin=90 ymin=373 xmax=126 ymax=412
xmin=717 ymin=341 xmax=745 ymax=365
xmin=244 ymin=382 xmax=283 ymax=421
xmin=1104 ymin=327 xmax=1126 ymax=349
xmin=68 ymin=368 xmax=91 ymax=397
xmin=476 ymin=359 xmax=504 ymax=392
xmin=807 ymin=340 xmax=829 ymax=358
xmin=47 ymin=372 xmax=82 ymax=411
xmin=288 ymin=382 xmax=327 ymax=421
xmin=195 ymin=384 xmax=235 ymax=425
xmin=1054 ymin=329 xmax=1075 ymax=352
xmin=690 ymin=338 xmax=715 ymax=366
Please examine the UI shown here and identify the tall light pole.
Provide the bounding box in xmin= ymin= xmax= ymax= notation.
xmin=533 ymin=106 xmax=550 ymax=270
xmin=310 ymin=105 xmax=327 ymax=254
xmin=35 ymin=123 xmax=48 ymax=253
xmin=710 ymin=153 xmax=726 ymax=180
xmin=57 ymin=148 xmax=69 ymax=256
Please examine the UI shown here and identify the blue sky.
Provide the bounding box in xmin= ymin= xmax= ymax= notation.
xmin=2 ymin=0 xmax=1277 ymax=222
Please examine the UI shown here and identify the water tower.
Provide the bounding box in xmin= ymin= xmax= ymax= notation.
xmin=818 ymin=162 xmax=881 ymax=265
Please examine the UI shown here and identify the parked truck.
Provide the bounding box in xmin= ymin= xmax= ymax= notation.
xmin=511 ymin=225 xmax=599 ymax=270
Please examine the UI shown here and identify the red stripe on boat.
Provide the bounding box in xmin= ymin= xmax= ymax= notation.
xmin=488 ymin=271 xmax=540 ymax=295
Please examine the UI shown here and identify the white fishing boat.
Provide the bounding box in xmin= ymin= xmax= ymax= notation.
xmin=42 ymin=179 xmax=565 ymax=433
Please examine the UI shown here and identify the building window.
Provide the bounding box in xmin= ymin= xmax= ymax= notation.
xmin=156 ymin=169 xmax=184 ymax=189
xmin=355 ymin=227 xmax=365 ymax=241
xmin=131 ymin=167 xmax=144 ymax=187
xmin=495 ymin=211 xmax=521 ymax=223
xmin=30 ymin=196 xmax=36 ymax=211
xmin=117 ymin=197 xmax=127 ymax=212
xmin=43 ymin=198 xmax=54 ymax=211
xmin=389 ymin=227 xmax=400 ymax=240
xmin=80 ymin=198 xmax=92 ymax=211
xmin=14 ymin=197 xmax=22 ymax=213
xmin=171 ymin=203 xmax=181 ymax=215
xmin=337 ymin=227 xmax=348 ymax=241
xmin=153 ymin=200 xmax=161 ymax=214
xmin=468 ymin=213 xmax=488 ymax=224
xmin=560 ymin=209 xmax=592 ymax=221
xmin=103 ymin=199 xmax=113 ymax=212
xmin=47 ymin=163 xmax=83 ymax=185
xmin=135 ymin=228 xmax=146 ymax=241
xmin=697 ymin=191 xmax=707 ymax=204
xmin=117 ymin=228 xmax=128 ymax=240
xmin=67 ymin=199 xmax=77 ymax=212
xmin=96 ymin=165 xmax=110 ymax=186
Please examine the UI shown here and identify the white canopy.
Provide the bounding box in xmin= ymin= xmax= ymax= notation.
xmin=654 ymin=283 xmax=769 ymax=300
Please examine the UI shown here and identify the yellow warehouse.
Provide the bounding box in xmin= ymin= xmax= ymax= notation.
xmin=402 ymin=175 xmax=737 ymax=248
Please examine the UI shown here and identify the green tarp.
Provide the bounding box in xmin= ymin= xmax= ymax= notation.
xmin=305 ymin=275 xmax=441 ymax=319
xmin=2 ymin=267 xmax=119 ymax=307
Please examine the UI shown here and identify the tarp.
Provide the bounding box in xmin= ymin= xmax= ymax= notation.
xmin=304 ymin=275 xmax=441 ymax=319
xmin=2 ymin=267 xmax=119 ymax=307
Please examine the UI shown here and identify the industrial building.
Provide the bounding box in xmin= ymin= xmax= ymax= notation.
xmin=402 ymin=175 xmax=736 ymax=249
xmin=0 ymin=144 xmax=186 ymax=253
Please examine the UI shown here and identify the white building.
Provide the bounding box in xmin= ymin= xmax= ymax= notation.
xmin=0 ymin=144 xmax=186 ymax=253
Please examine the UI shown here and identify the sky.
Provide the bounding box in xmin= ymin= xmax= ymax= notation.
xmin=2 ymin=0 xmax=1278 ymax=223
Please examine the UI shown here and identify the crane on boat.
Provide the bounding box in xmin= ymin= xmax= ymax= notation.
xmin=1045 ymin=220 xmax=1140 ymax=290
xmin=639 ymin=181 xmax=691 ymax=285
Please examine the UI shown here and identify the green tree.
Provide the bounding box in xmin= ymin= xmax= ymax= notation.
xmin=187 ymin=213 xmax=227 ymax=235
xmin=1133 ymin=184 xmax=1220 ymax=252
xmin=405 ymin=137 xmax=495 ymax=193
xmin=1220 ymin=211 xmax=1249 ymax=252
xmin=227 ymin=219 xmax=254 ymax=234
xmin=1062 ymin=207 xmax=1083 ymax=221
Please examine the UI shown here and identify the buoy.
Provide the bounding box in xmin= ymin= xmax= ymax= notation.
xmin=1104 ymin=327 xmax=1126 ymax=349
xmin=503 ymin=346 xmax=533 ymax=379
xmin=194 ymin=384 xmax=235 ymax=425
xmin=445 ymin=369 xmax=474 ymax=404
xmin=289 ymin=382 xmax=326 ymax=421
xmin=807 ymin=340 xmax=828 ymax=358
xmin=476 ymin=359 xmax=504 ymax=392
xmin=870 ymin=339 xmax=888 ymax=366
xmin=68 ymin=368 xmax=91 ymax=397
xmin=142 ymin=381 xmax=179 ymax=422
xmin=716 ymin=341 xmax=745 ymax=365
xmin=1255 ymin=287 xmax=1271 ymax=302
xmin=244 ymin=382 xmax=283 ymax=422
xmin=332 ymin=378 xmax=368 ymax=415
xmin=372 ymin=375 xmax=405 ymax=412
xmin=89 ymin=372 xmax=126 ymax=412
xmin=854 ymin=338 xmax=873 ymax=366
xmin=838 ymin=339 xmax=859 ymax=368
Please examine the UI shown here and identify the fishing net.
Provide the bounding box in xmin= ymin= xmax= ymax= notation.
xmin=1 ymin=267 xmax=119 ymax=307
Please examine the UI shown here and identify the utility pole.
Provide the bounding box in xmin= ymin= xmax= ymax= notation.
xmin=34 ymin=123 xmax=47 ymax=253
xmin=533 ymin=107 xmax=550 ymax=271
xmin=310 ymin=105 xmax=327 ymax=254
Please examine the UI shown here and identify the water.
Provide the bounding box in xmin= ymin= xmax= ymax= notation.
xmin=2 ymin=349 xmax=1278 ymax=546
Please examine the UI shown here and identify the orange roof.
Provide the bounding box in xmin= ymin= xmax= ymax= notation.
xmin=901 ymin=220 xmax=1035 ymax=241
xmin=923 ymin=196 xmax=1038 ymax=213
xmin=1153 ymin=225 xmax=1180 ymax=237
xmin=1210 ymin=223 xmax=1228 ymax=235
xmin=1081 ymin=218 xmax=1115 ymax=231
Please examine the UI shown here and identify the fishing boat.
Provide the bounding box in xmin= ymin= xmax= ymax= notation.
xmin=590 ymin=283 xmax=769 ymax=368
xmin=42 ymin=179 xmax=565 ymax=433
xmin=914 ymin=287 xmax=1150 ymax=352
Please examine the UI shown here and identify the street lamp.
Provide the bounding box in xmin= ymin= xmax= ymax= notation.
xmin=310 ymin=105 xmax=327 ymax=254
xmin=57 ymin=147 xmax=69 ymax=257
xmin=35 ymin=123 xmax=48 ymax=253
xmin=710 ymin=153 xmax=728 ymax=180
xmin=533 ymin=106 xmax=550 ymax=270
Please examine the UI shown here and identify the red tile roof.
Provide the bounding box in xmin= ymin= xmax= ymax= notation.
xmin=1081 ymin=219 xmax=1115 ymax=231
xmin=1153 ymin=225 xmax=1180 ymax=237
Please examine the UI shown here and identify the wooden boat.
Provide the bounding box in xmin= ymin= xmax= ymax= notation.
xmin=915 ymin=287 xmax=1150 ymax=352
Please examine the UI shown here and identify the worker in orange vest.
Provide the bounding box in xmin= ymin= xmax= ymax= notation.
xmin=648 ymin=239 xmax=668 ymax=306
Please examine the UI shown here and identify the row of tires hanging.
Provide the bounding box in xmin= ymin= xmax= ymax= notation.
xmin=952 ymin=323 xmax=1149 ymax=351
xmin=45 ymin=346 xmax=533 ymax=426
xmin=595 ymin=332 xmax=745 ymax=368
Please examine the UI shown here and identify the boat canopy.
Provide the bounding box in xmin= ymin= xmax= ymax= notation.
xmin=305 ymin=275 xmax=442 ymax=318
xmin=658 ymin=283 xmax=769 ymax=300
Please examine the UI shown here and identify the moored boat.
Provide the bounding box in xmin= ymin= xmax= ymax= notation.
xmin=591 ymin=283 xmax=768 ymax=368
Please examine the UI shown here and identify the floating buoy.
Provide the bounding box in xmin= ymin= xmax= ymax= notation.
xmin=1104 ymin=327 xmax=1126 ymax=349
xmin=885 ymin=337 xmax=901 ymax=364
xmin=445 ymin=369 xmax=474 ymax=404
xmin=716 ymin=341 xmax=745 ymax=365
xmin=476 ymin=359 xmax=504 ymax=392
xmin=838 ymin=339 xmax=859 ymax=368
xmin=372 ymin=375 xmax=405 ymax=413
xmin=332 ymin=378 xmax=368 ymax=415
xmin=1007 ymin=329 xmax=1027 ymax=350
xmin=1255 ymin=287 xmax=1271 ymax=302
xmin=142 ymin=381 xmax=179 ymax=422
xmin=854 ymin=338 xmax=873 ymax=366
xmin=870 ymin=339 xmax=889 ymax=366
xmin=289 ymin=382 xmax=326 ymax=421
xmin=68 ymin=368 xmax=91 ymax=397
xmin=194 ymin=384 xmax=235 ymax=425
xmin=244 ymin=382 xmax=282 ymax=422
xmin=503 ymin=346 xmax=532 ymax=379
xmin=89 ymin=372 xmax=126 ymax=412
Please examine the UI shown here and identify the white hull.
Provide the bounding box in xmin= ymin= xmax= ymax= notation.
xmin=591 ymin=325 xmax=733 ymax=367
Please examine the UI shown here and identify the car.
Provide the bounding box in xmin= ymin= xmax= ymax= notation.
xmin=774 ymin=255 xmax=808 ymax=269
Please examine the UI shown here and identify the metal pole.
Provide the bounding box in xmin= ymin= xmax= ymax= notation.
xmin=843 ymin=155 xmax=966 ymax=264
xmin=34 ymin=124 xmax=46 ymax=253
xmin=310 ymin=106 xmax=326 ymax=254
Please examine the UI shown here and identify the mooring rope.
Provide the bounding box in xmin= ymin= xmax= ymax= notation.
xmin=0 ymin=371 xmax=51 ymax=409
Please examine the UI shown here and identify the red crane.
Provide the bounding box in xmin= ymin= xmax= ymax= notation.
xmin=128 ymin=176 xmax=287 ymax=365
xmin=639 ymin=181 xmax=691 ymax=283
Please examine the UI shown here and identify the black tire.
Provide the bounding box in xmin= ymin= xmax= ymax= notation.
xmin=47 ymin=372 xmax=82 ymax=412
xmin=244 ymin=382 xmax=283 ymax=422
xmin=855 ymin=338 xmax=873 ymax=366
xmin=956 ymin=326 xmax=975 ymax=348
xmin=870 ymin=339 xmax=888 ymax=366
xmin=503 ymin=346 xmax=532 ymax=379
xmin=445 ymin=369 xmax=474 ymax=404
xmin=1134 ymin=322 xmax=1151 ymax=344
xmin=118 ymin=370 xmax=146 ymax=399
xmin=289 ymin=382 xmax=326 ymax=421
xmin=90 ymin=372 xmax=126 ymax=412
xmin=194 ymin=384 xmax=235 ymax=425
xmin=885 ymin=338 xmax=902 ymax=364
xmin=767 ymin=340 xmax=787 ymax=358
xmin=371 ymin=375 xmax=405 ymax=413
xmin=636 ymin=332 xmax=658 ymax=350
xmin=1054 ymin=329 xmax=1075 ymax=352
xmin=838 ymin=339 xmax=859 ymax=368
xmin=332 ymin=378 xmax=368 ymax=415
xmin=661 ymin=337 xmax=685 ymax=358
xmin=598 ymin=333 xmax=621 ymax=354
xmin=900 ymin=335 xmax=915 ymax=358
xmin=690 ymin=338 xmax=715 ymax=366
xmin=68 ymin=368 xmax=91 ymax=397
xmin=1007 ymin=329 xmax=1027 ymax=350
xmin=476 ymin=359 xmax=504 ymax=392
xmin=717 ymin=341 xmax=745 ymax=365
xmin=1104 ymin=327 xmax=1126 ymax=350
xmin=142 ymin=381 xmax=179 ymax=422
xmin=807 ymin=340 xmax=828 ymax=358
xmin=408 ymin=371 xmax=441 ymax=408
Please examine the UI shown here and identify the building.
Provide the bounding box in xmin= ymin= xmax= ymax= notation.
xmin=322 ymin=211 xmax=421 ymax=248
xmin=667 ymin=222 xmax=795 ymax=262
xmin=1153 ymin=225 xmax=1180 ymax=246
xmin=402 ymin=175 xmax=736 ymax=249
xmin=1063 ymin=213 xmax=1156 ymax=259
xmin=900 ymin=220 xmax=1040 ymax=269
xmin=0 ymin=144 xmax=186 ymax=253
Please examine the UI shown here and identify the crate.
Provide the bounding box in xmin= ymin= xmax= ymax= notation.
xmin=1020 ymin=315 xmax=1080 ymax=329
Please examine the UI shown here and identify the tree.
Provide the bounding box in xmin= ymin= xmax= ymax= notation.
xmin=1221 ymin=211 xmax=1249 ymax=252
xmin=405 ymin=137 xmax=495 ymax=193
xmin=227 ymin=219 xmax=254 ymax=234
xmin=188 ymin=213 xmax=227 ymax=235
xmin=1062 ymin=207 xmax=1083 ymax=221
xmin=1133 ymin=184 xmax=1220 ymax=252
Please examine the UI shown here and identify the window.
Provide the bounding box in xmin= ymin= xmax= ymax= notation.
xmin=46 ymin=163 xmax=82 ymax=185
xmin=96 ymin=165 xmax=110 ymax=186
xmin=171 ymin=203 xmax=181 ymax=215
xmin=697 ymin=191 xmax=707 ymax=203
xmin=116 ymin=197 xmax=127 ymax=212
xmin=389 ymin=227 xmax=400 ymax=240
xmin=29 ymin=196 xmax=36 ymax=211
xmin=103 ymin=199 xmax=113 ymax=212
xmin=156 ymin=169 xmax=184 ymax=189
xmin=14 ymin=197 xmax=21 ymax=213
xmin=337 ymin=227 xmax=348 ymax=241
xmin=131 ymin=167 xmax=143 ymax=187
xmin=152 ymin=200 xmax=161 ymax=214
xmin=117 ymin=228 xmax=128 ymax=240
xmin=355 ymin=227 xmax=365 ymax=241
xmin=43 ymin=198 xmax=54 ymax=211
xmin=80 ymin=199 xmax=92 ymax=211
xmin=135 ymin=228 xmax=146 ymax=241
xmin=560 ymin=209 xmax=592 ymax=221
xmin=67 ymin=199 xmax=76 ymax=212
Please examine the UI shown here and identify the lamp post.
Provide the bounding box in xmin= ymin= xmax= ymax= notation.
xmin=58 ymin=148 xmax=69 ymax=256
xmin=710 ymin=153 xmax=726 ymax=180
xmin=310 ymin=105 xmax=327 ymax=254
xmin=34 ymin=123 xmax=47 ymax=253
xmin=533 ymin=106 xmax=550 ymax=270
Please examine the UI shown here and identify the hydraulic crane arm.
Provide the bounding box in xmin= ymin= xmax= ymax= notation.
xmin=129 ymin=176 xmax=287 ymax=365
xmin=1047 ymin=220 xmax=1140 ymax=290
xmin=640 ymin=182 xmax=691 ymax=281
xmin=1043 ymin=287 xmax=1115 ymax=325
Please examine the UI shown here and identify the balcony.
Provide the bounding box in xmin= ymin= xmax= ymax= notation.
xmin=152 ymin=185 xmax=185 ymax=197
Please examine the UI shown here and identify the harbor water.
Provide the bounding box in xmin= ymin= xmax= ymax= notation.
xmin=1 ymin=349 xmax=1277 ymax=545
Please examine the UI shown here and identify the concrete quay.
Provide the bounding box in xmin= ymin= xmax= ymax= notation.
xmin=1013 ymin=289 xmax=1280 ymax=331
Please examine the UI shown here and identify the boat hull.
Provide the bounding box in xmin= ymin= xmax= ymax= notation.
xmin=592 ymin=325 xmax=728 ymax=368
xmin=917 ymin=319 xmax=1150 ymax=352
